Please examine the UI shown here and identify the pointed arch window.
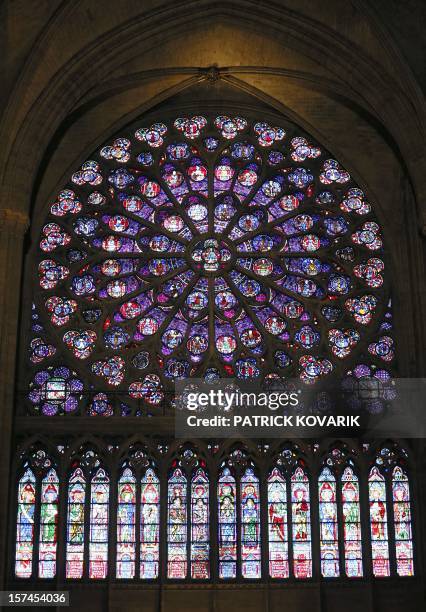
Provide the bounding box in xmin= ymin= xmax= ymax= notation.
xmin=140 ymin=467 xmax=160 ymax=579
xmin=368 ymin=466 xmax=390 ymax=577
xmin=267 ymin=467 xmax=288 ymax=578
xmin=341 ymin=466 xmax=363 ymax=577
xmin=392 ymin=466 xmax=414 ymax=576
xmin=116 ymin=467 xmax=136 ymax=579
xmin=190 ymin=468 xmax=210 ymax=579
xmin=11 ymin=440 xmax=418 ymax=582
xmin=89 ymin=467 xmax=110 ymax=579
xmin=167 ymin=468 xmax=187 ymax=579
xmin=241 ymin=467 xmax=261 ymax=578
xmin=38 ymin=468 xmax=59 ymax=578
xmin=291 ymin=465 xmax=312 ymax=578
xmin=15 ymin=469 xmax=36 ymax=578
xmin=218 ymin=467 xmax=237 ymax=579
xmin=116 ymin=462 xmax=160 ymax=580
xmin=17 ymin=109 xmax=403 ymax=584
xmin=318 ymin=467 xmax=339 ymax=577
xmin=65 ymin=467 xmax=86 ymax=579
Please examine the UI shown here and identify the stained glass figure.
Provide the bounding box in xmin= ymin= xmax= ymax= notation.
xmin=368 ymin=466 xmax=390 ymax=577
xmin=89 ymin=468 xmax=110 ymax=579
xmin=268 ymin=467 xmax=288 ymax=578
xmin=15 ymin=469 xmax=36 ymax=578
xmin=241 ymin=468 xmax=261 ymax=578
xmin=218 ymin=467 xmax=237 ymax=579
xmin=66 ymin=467 xmax=86 ymax=578
xmin=116 ymin=467 xmax=136 ymax=579
xmin=141 ymin=468 xmax=160 ymax=579
xmin=318 ymin=467 xmax=339 ymax=577
xmin=27 ymin=115 xmax=393 ymax=415
xmin=392 ymin=466 xmax=414 ymax=576
xmin=38 ymin=469 xmax=59 ymax=578
xmin=167 ymin=468 xmax=187 ymax=579
xmin=291 ymin=466 xmax=312 ymax=578
xmin=341 ymin=466 xmax=363 ymax=577
xmin=191 ymin=468 xmax=210 ymax=578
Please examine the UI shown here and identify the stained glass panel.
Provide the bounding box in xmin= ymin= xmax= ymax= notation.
xmin=15 ymin=469 xmax=36 ymax=578
xmin=89 ymin=467 xmax=110 ymax=579
xmin=191 ymin=468 xmax=210 ymax=578
xmin=268 ymin=467 xmax=288 ymax=578
xmin=392 ymin=466 xmax=414 ymax=576
xmin=167 ymin=468 xmax=187 ymax=579
xmin=141 ymin=468 xmax=160 ymax=579
xmin=218 ymin=467 xmax=237 ymax=579
xmin=241 ymin=468 xmax=261 ymax=578
xmin=368 ymin=466 xmax=390 ymax=577
xmin=291 ymin=466 xmax=312 ymax=578
xmin=27 ymin=115 xmax=393 ymax=416
xmin=318 ymin=467 xmax=339 ymax=577
xmin=116 ymin=467 xmax=136 ymax=579
xmin=341 ymin=466 xmax=363 ymax=577
xmin=38 ymin=469 xmax=59 ymax=578
xmin=66 ymin=467 xmax=85 ymax=578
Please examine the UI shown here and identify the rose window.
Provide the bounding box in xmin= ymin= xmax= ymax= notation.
xmin=26 ymin=114 xmax=393 ymax=415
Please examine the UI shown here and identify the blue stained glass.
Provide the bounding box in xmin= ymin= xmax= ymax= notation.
xmin=268 ymin=468 xmax=288 ymax=578
xmin=218 ymin=468 xmax=237 ymax=579
xmin=167 ymin=468 xmax=187 ymax=579
xmin=29 ymin=114 xmax=393 ymax=415
xmin=241 ymin=468 xmax=261 ymax=578
xmin=66 ymin=468 xmax=86 ymax=578
xmin=191 ymin=468 xmax=210 ymax=579
xmin=141 ymin=468 xmax=160 ymax=579
xmin=116 ymin=468 xmax=136 ymax=579
xmin=89 ymin=468 xmax=110 ymax=579
xmin=318 ymin=467 xmax=339 ymax=577
xmin=15 ymin=469 xmax=36 ymax=578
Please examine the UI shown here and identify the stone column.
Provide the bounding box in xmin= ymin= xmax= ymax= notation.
xmin=0 ymin=208 xmax=29 ymax=587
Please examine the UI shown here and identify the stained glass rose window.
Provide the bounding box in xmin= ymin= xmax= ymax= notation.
xmin=26 ymin=114 xmax=393 ymax=415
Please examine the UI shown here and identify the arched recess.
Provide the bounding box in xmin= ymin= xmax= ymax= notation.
xmin=1 ymin=0 xmax=426 ymax=596
xmin=4 ymin=96 xmax=410 ymax=594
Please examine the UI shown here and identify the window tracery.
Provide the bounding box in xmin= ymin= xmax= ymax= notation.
xmin=24 ymin=114 xmax=393 ymax=416
xmin=12 ymin=111 xmax=413 ymax=590
xmin=12 ymin=441 xmax=415 ymax=581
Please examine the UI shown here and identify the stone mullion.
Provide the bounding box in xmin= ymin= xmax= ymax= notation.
xmin=286 ymin=468 xmax=294 ymax=580
xmin=83 ymin=469 xmax=91 ymax=580
xmin=31 ymin=472 xmax=43 ymax=581
xmin=335 ymin=468 xmax=346 ymax=578
xmin=310 ymin=468 xmax=320 ymax=581
xmin=0 ymin=209 xmax=28 ymax=588
xmin=186 ymin=466 xmax=191 ymax=580
xmin=159 ymin=461 xmax=168 ymax=582
xmin=259 ymin=463 xmax=269 ymax=581
xmin=209 ymin=462 xmax=218 ymax=582
xmin=56 ymin=455 xmax=68 ymax=584
xmin=108 ymin=467 xmax=118 ymax=582
xmin=386 ymin=472 xmax=397 ymax=576
xmin=134 ymin=473 xmax=141 ymax=580
xmin=359 ymin=467 xmax=373 ymax=578
xmin=236 ymin=468 xmax=242 ymax=580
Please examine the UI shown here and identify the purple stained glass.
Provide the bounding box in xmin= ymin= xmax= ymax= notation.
xmin=28 ymin=114 xmax=393 ymax=414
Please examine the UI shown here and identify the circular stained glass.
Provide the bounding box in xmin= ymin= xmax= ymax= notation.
xmin=27 ymin=114 xmax=393 ymax=414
